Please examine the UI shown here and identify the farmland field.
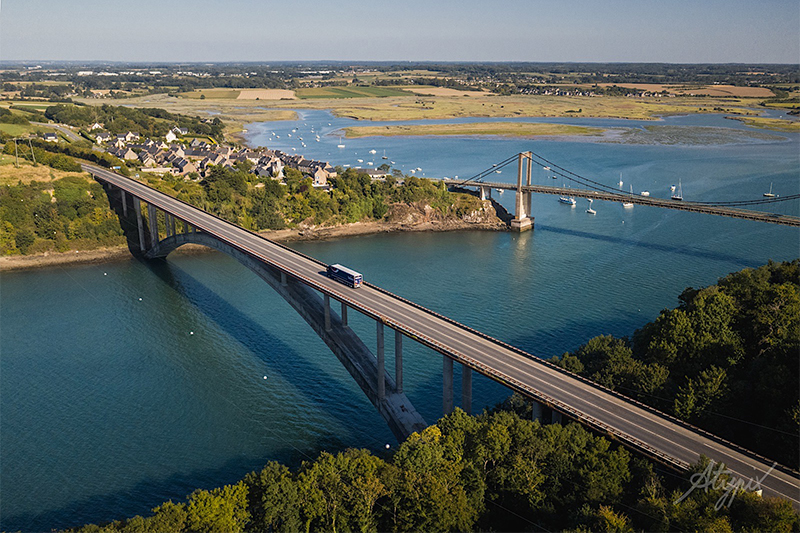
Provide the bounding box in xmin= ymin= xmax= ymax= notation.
xmin=295 ymin=86 xmax=411 ymax=99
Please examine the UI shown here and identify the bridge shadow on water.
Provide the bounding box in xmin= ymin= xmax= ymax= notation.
xmin=1 ymin=255 xmax=391 ymax=533
xmin=141 ymin=256 xmax=379 ymax=432
xmin=535 ymin=224 xmax=762 ymax=268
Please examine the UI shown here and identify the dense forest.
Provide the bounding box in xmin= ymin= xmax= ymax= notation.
xmin=553 ymin=260 xmax=800 ymax=470
xmin=0 ymin=142 xmax=487 ymax=256
xmin=66 ymin=404 xmax=798 ymax=533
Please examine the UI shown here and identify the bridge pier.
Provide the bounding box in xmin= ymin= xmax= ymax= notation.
xmin=443 ymin=356 xmax=454 ymax=415
xmin=133 ymin=199 xmax=146 ymax=253
xmin=395 ymin=331 xmax=403 ymax=393
xmin=479 ymin=185 xmax=491 ymax=201
xmin=120 ymin=189 xmax=128 ymax=217
xmin=461 ymin=366 xmax=472 ymax=415
xmin=377 ymin=322 xmax=385 ymax=401
xmin=147 ymin=204 xmax=159 ymax=246
xmin=324 ymin=294 xmax=332 ymax=332
xmin=510 ymin=151 xmax=534 ymax=231
xmin=552 ymin=410 xmax=563 ymax=425
xmin=531 ymin=400 xmax=543 ymax=422
xmin=341 ymin=302 xmax=348 ymax=327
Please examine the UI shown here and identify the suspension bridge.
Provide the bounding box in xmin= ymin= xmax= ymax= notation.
xmin=444 ymin=152 xmax=800 ymax=229
xmin=85 ymin=160 xmax=799 ymax=508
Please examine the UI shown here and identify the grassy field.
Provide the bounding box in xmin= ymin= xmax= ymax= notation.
xmin=0 ymin=155 xmax=87 ymax=185
xmin=296 ymin=86 xmax=411 ymax=99
xmin=725 ymin=116 xmax=800 ymax=132
xmin=74 ymin=90 xmax=796 ymax=143
xmin=345 ymin=122 xmax=605 ymax=138
xmin=178 ymin=89 xmax=242 ymax=99
xmin=0 ymin=123 xmax=52 ymax=137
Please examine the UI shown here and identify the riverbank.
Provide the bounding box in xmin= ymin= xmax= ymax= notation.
xmin=0 ymin=216 xmax=507 ymax=272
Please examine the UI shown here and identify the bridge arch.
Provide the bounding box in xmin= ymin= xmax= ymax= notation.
xmin=140 ymin=227 xmax=427 ymax=441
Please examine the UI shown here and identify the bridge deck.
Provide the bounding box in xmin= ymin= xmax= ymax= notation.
xmin=87 ymin=164 xmax=800 ymax=507
xmin=443 ymin=180 xmax=800 ymax=226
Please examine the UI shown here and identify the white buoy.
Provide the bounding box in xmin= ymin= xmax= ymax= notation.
xmin=138 ymin=298 xmax=142 ymax=301
xmin=263 ymin=375 xmax=268 ymax=380
xmin=385 ymin=444 xmax=390 ymax=449
xmin=190 ymin=331 xmax=194 ymax=335
xmin=104 ymin=272 xmax=107 ymax=276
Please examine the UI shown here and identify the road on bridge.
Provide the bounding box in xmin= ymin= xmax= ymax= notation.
xmin=86 ymin=163 xmax=800 ymax=507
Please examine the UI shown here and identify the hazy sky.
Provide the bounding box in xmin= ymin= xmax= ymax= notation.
xmin=1 ymin=0 xmax=798 ymax=63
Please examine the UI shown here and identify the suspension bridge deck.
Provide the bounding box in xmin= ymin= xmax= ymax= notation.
xmin=443 ymin=180 xmax=800 ymax=227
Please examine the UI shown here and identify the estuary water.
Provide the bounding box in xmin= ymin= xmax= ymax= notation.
xmin=1 ymin=111 xmax=798 ymax=531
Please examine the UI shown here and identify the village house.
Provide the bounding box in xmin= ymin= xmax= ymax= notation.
xmin=164 ymin=130 xmax=178 ymax=143
xmin=90 ymin=122 xmax=104 ymax=131
xmin=42 ymin=132 xmax=58 ymax=142
xmin=172 ymin=157 xmax=197 ymax=175
xmin=95 ymin=132 xmax=112 ymax=144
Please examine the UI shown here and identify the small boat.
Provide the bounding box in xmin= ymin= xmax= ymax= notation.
xmin=764 ymin=183 xmax=776 ymax=198
xmin=543 ymin=166 xmax=551 ymax=171
xmin=382 ymin=150 xmax=388 ymax=160
xmin=586 ymin=199 xmax=596 ymax=215
xmin=671 ymin=180 xmax=683 ymax=201
xmin=390 ymin=161 xmax=395 ymax=165
xmin=369 ymin=149 xmax=377 ymax=154
xmin=640 ymin=191 xmax=650 ymax=197
xmin=551 ymin=175 xmax=558 ymax=179
xmin=623 ymin=184 xmax=634 ymax=208
xmin=337 ymin=136 xmax=345 ymax=148
xmin=559 ymin=196 xmax=576 ymax=206
xmin=495 ymin=170 xmax=502 ymax=174
xmin=357 ymin=159 xmax=363 ymax=163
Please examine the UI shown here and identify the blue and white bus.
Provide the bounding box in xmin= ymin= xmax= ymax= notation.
xmin=326 ymin=264 xmax=363 ymax=288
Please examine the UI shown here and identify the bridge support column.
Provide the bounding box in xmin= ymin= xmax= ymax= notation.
xmin=443 ymin=356 xmax=454 ymax=415
xmin=133 ymin=198 xmax=146 ymax=252
xmin=552 ymin=410 xmax=562 ymax=425
xmin=324 ymin=294 xmax=331 ymax=332
xmin=120 ymin=189 xmax=128 ymax=217
xmin=341 ymin=302 xmax=348 ymax=327
xmin=165 ymin=214 xmax=173 ymax=238
xmin=395 ymin=331 xmax=403 ymax=394
xmin=531 ymin=400 xmax=543 ymax=422
xmin=479 ymin=185 xmax=491 ymax=201
xmin=169 ymin=215 xmax=177 ymax=237
xmin=147 ymin=204 xmax=159 ymax=245
xmin=510 ymin=152 xmax=533 ymax=232
xmin=183 ymin=220 xmax=189 ymax=235
xmin=281 ymin=271 xmax=287 ymax=287
xmin=461 ymin=366 xmax=472 ymax=415
xmin=377 ymin=322 xmax=385 ymax=401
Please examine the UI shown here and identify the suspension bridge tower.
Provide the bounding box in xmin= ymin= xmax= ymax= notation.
xmin=510 ymin=151 xmax=533 ymax=231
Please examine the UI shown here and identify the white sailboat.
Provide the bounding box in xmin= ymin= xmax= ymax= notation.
xmin=671 ymin=180 xmax=683 ymax=201
xmin=337 ymin=135 xmax=345 ymax=149
xmin=764 ymin=182 xmax=776 ymax=198
xmin=623 ymin=184 xmax=634 ymax=208
xmin=586 ymin=198 xmax=596 ymax=215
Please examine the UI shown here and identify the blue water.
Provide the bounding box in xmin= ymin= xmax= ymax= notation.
xmin=1 ymin=112 xmax=798 ymax=531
